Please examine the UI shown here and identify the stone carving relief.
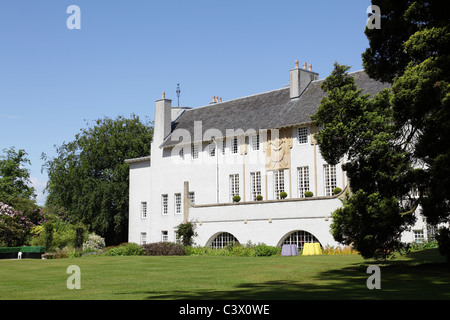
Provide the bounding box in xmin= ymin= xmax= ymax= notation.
xmin=264 ymin=128 xmax=293 ymax=170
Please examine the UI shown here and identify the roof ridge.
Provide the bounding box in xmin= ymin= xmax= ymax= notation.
xmin=183 ymin=86 xmax=289 ymax=112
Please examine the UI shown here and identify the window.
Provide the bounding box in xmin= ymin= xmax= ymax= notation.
xmin=324 ymin=164 xmax=337 ymax=196
xmin=189 ymin=191 xmax=195 ymax=204
xmin=230 ymin=174 xmax=239 ymax=202
xmin=251 ymin=134 xmax=260 ymax=151
xmin=298 ymin=127 xmax=308 ymax=144
xmin=297 ymin=167 xmax=310 ymax=198
xmin=282 ymin=230 xmax=321 ymax=251
xmin=274 ymin=170 xmax=285 ymax=199
xmin=210 ymin=232 xmax=239 ymax=249
xmin=141 ymin=201 xmax=147 ymax=218
xmin=208 ymin=142 xmax=216 ymax=157
xmin=179 ymin=147 xmax=185 ymax=160
xmin=222 ymin=139 xmax=226 ymax=155
xmin=414 ymin=230 xmax=424 ymax=243
xmin=250 ymin=171 xmax=261 ymax=201
xmin=161 ymin=194 xmax=168 ymax=215
xmin=140 ymin=232 xmax=147 ymax=245
xmin=191 ymin=144 xmax=199 ymax=159
xmin=174 ymin=193 xmax=181 ymax=214
xmin=161 ymin=230 xmax=168 ymax=242
xmin=231 ymin=137 xmax=239 ymax=154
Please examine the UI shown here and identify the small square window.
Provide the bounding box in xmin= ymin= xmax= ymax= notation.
xmin=161 ymin=194 xmax=168 ymax=215
xmin=298 ymin=127 xmax=308 ymax=144
xmin=191 ymin=144 xmax=199 ymax=159
xmin=141 ymin=202 xmax=147 ymax=218
xmin=175 ymin=193 xmax=181 ymax=214
xmin=232 ymin=137 xmax=239 ymax=154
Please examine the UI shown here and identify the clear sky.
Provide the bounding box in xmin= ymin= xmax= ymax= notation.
xmin=0 ymin=0 xmax=372 ymax=205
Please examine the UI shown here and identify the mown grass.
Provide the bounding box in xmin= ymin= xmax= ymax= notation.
xmin=0 ymin=249 xmax=449 ymax=300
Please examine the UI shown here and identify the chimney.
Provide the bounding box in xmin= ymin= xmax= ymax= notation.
xmin=154 ymin=91 xmax=172 ymax=146
xmin=289 ymin=60 xmax=319 ymax=99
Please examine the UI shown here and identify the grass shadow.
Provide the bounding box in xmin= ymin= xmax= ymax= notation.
xmin=141 ymin=250 xmax=450 ymax=300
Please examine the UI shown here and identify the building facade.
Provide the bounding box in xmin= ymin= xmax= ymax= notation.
xmin=127 ymin=61 xmax=429 ymax=249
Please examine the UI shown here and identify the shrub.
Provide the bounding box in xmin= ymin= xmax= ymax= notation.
xmin=176 ymin=222 xmax=197 ymax=246
xmin=142 ymin=242 xmax=186 ymax=256
xmin=83 ymin=233 xmax=106 ymax=252
xmin=44 ymin=222 xmax=54 ymax=252
xmin=233 ymin=195 xmax=241 ymax=202
xmin=332 ymin=187 xmax=342 ymax=195
xmin=105 ymin=242 xmax=143 ymax=256
xmin=256 ymin=195 xmax=263 ymax=201
xmin=254 ymin=244 xmax=280 ymax=256
xmin=304 ymin=191 xmax=314 ymax=197
xmin=436 ymin=227 xmax=450 ymax=263
xmin=279 ymin=191 xmax=287 ymax=199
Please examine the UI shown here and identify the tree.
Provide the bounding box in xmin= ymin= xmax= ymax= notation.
xmin=312 ymin=63 xmax=416 ymax=259
xmin=43 ymin=114 xmax=153 ymax=245
xmin=364 ymin=0 xmax=450 ymax=257
xmin=0 ymin=147 xmax=36 ymax=203
xmin=315 ymin=1 xmax=450 ymax=259
xmin=176 ymin=222 xmax=197 ymax=246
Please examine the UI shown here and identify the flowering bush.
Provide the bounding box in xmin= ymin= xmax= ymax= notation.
xmin=83 ymin=233 xmax=106 ymax=252
xmin=0 ymin=202 xmax=48 ymax=246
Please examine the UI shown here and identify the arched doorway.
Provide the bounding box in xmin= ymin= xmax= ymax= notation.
xmin=279 ymin=230 xmax=321 ymax=251
xmin=208 ymin=232 xmax=239 ymax=249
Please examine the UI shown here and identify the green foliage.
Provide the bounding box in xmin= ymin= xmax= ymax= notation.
xmin=42 ymin=115 xmax=153 ymax=245
xmin=232 ymin=195 xmax=241 ymax=202
xmin=44 ymin=222 xmax=54 ymax=252
xmin=254 ymin=244 xmax=281 ymax=256
xmin=361 ymin=0 xmax=450 ymax=258
xmin=0 ymin=147 xmax=36 ymax=202
xmin=185 ymin=242 xmax=279 ymax=257
xmin=332 ymin=187 xmax=342 ymax=195
xmin=105 ymin=242 xmax=143 ymax=256
xmin=256 ymin=195 xmax=263 ymax=201
xmin=304 ymin=191 xmax=314 ymax=197
xmin=330 ymin=190 xmax=415 ymax=260
xmin=279 ymin=191 xmax=287 ymax=199
xmin=176 ymin=221 xmax=197 ymax=246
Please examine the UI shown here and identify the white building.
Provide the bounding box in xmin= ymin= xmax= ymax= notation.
xmin=126 ymin=61 xmax=429 ymax=249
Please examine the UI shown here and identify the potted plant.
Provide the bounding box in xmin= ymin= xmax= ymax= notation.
xmin=304 ymin=191 xmax=314 ymax=197
xmin=233 ymin=195 xmax=241 ymax=203
xmin=256 ymin=195 xmax=263 ymax=201
xmin=279 ymin=191 xmax=287 ymax=199
xmin=332 ymin=187 xmax=342 ymax=195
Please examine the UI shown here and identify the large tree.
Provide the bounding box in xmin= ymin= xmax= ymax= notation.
xmin=43 ymin=115 xmax=152 ymax=245
xmin=364 ymin=1 xmax=450 ymax=241
xmin=313 ymin=0 xmax=449 ymax=259
xmin=312 ymin=64 xmax=417 ymax=259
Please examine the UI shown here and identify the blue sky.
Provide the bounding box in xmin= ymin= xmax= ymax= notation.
xmin=0 ymin=0 xmax=372 ymax=205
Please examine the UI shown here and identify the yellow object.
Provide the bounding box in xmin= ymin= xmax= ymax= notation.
xmin=302 ymin=243 xmax=322 ymax=255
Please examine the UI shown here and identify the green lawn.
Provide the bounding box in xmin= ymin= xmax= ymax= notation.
xmin=0 ymin=249 xmax=449 ymax=300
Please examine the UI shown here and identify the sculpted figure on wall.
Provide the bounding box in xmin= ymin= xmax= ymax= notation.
xmin=265 ymin=128 xmax=292 ymax=170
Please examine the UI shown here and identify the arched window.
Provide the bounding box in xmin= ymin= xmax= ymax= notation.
xmin=281 ymin=230 xmax=321 ymax=251
xmin=210 ymin=232 xmax=239 ymax=249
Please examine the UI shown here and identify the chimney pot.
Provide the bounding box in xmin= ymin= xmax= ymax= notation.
xmin=308 ymin=64 xmax=312 ymax=71
xmin=303 ymin=62 xmax=307 ymax=70
xmin=219 ymin=97 xmax=222 ymax=102
xmin=295 ymin=60 xmax=299 ymax=69
xmin=162 ymin=91 xmax=165 ymax=99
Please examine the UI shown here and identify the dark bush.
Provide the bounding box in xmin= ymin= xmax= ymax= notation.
xmin=436 ymin=227 xmax=450 ymax=263
xmin=141 ymin=242 xmax=186 ymax=256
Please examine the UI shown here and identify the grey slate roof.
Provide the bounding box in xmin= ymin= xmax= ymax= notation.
xmin=161 ymin=70 xmax=390 ymax=148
